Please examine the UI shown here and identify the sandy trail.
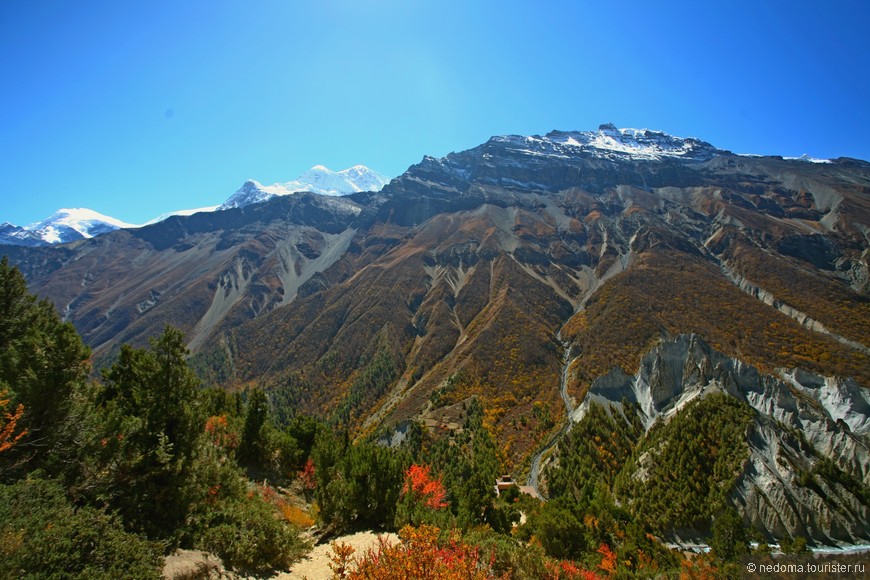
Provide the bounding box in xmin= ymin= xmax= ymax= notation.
xmin=273 ymin=530 xmax=399 ymax=580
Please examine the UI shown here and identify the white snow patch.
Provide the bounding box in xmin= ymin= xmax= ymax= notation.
xmin=784 ymin=154 xmax=832 ymax=164
xmin=141 ymin=205 xmax=221 ymax=226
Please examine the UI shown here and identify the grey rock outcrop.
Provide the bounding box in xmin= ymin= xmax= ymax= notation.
xmin=162 ymin=549 xmax=232 ymax=579
xmin=573 ymin=334 xmax=870 ymax=545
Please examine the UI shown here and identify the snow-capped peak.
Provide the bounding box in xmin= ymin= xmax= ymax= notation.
xmin=220 ymin=165 xmax=390 ymax=210
xmin=24 ymin=208 xmax=135 ymax=244
xmin=489 ymin=124 xmax=724 ymax=163
xmin=291 ymin=164 xmax=389 ymax=195
xmin=546 ymin=124 xmax=722 ymax=160
xmin=785 ymin=153 xmax=831 ymax=164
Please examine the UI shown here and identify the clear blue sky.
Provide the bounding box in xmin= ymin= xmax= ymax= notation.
xmin=2 ymin=0 xmax=868 ymax=226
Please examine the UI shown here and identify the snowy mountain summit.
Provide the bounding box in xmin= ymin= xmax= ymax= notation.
xmin=490 ymin=123 xmax=726 ymax=163
xmin=2 ymin=208 xmax=136 ymax=246
xmin=220 ymin=164 xmax=389 ymax=210
xmin=1 ymin=166 xmax=389 ymax=246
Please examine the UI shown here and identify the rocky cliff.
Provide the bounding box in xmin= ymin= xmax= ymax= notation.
xmin=572 ymin=334 xmax=869 ymax=544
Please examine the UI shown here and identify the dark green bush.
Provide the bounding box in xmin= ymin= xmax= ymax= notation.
xmin=0 ymin=476 xmax=161 ymax=579
xmin=193 ymin=491 xmax=306 ymax=574
xmin=780 ymin=535 xmax=810 ymax=555
xmin=463 ymin=528 xmax=552 ymax=578
xmin=522 ymin=498 xmax=587 ymax=560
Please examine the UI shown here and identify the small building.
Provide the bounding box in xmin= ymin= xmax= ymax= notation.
xmin=495 ymin=475 xmax=541 ymax=500
xmin=495 ymin=475 xmax=515 ymax=495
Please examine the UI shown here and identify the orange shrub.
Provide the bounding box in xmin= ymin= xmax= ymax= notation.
xmin=0 ymin=390 xmax=26 ymax=454
xmin=597 ymin=543 xmax=617 ymax=576
xmin=281 ymin=503 xmax=315 ymax=528
xmin=204 ymin=414 xmax=238 ymax=450
xmin=403 ymin=464 xmax=448 ymax=510
xmin=334 ymin=525 xmax=498 ymax=580
xmin=544 ymin=560 xmax=602 ymax=580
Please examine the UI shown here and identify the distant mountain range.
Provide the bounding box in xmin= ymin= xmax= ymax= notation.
xmin=0 ymin=164 xmax=389 ymax=246
xmin=0 ymin=208 xmax=136 ymax=247
xmin=220 ymin=165 xmax=389 ymax=210
xmin=4 ymin=124 xmax=868 ymax=546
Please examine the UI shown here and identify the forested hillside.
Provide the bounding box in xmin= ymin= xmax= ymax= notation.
xmin=0 ymin=257 xmax=306 ymax=577
xmin=2 ymin=257 xmax=815 ymax=578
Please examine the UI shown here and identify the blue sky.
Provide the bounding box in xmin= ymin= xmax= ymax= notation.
xmin=2 ymin=1 xmax=869 ymax=226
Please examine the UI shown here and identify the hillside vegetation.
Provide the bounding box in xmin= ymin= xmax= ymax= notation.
xmin=562 ymin=249 xmax=870 ymax=397
xmin=0 ymin=258 xmax=308 ymax=577
xmin=2 ymin=257 xmax=782 ymax=578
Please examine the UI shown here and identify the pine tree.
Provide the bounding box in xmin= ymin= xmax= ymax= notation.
xmin=90 ymin=325 xmax=204 ymax=539
xmin=710 ymin=507 xmax=749 ymax=562
xmin=0 ymin=257 xmax=90 ymax=472
xmin=239 ymin=388 xmax=269 ymax=468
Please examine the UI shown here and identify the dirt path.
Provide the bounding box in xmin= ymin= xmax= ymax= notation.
xmin=526 ymin=337 xmax=575 ymax=497
xmin=273 ymin=530 xmax=399 ymax=580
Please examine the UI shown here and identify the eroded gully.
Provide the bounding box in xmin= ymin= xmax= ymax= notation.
xmin=526 ymin=335 xmax=575 ymax=498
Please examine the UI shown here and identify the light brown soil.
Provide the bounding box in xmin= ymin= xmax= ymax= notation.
xmin=272 ymin=530 xmax=399 ymax=580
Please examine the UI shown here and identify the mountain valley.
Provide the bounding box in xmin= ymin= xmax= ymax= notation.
xmin=4 ymin=125 xmax=869 ymax=547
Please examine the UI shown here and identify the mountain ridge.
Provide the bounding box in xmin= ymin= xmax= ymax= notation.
xmin=3 ymin=125 xmax=868 ymax=544
xmin=1 ymin=164 xmax=389 ymax=247
xmin=6 ymin=126 xmax=862 ymax=247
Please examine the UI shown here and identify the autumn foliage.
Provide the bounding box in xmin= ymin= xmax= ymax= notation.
xmin=403 ymin=464 xmax=448 ymax=510
xmin=597 ymin=543 xmax=617 ymax=575
xmin=204 ymin=414 xmax=238 ymax=450
xmin=0 ymin=390 xmax=26 ymax=454
xmin=299 ymin=457 xmax=316 ymax=491
xmin=329 ymin=524 xmax=605 ymax=580
xmin=330 ymin=525 xmax=496 ymax=579
xmin=544 ymin=560 xmax=601 ymax=580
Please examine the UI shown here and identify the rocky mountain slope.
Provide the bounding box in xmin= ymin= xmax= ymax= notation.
xmin=3 ymin=194 xmax=363 ymax=363
xmin=4 ymin=125 xmax=868 ymax=543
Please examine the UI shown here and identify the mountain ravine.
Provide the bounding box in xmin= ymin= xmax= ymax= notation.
xmin=571 ymin=334 xmax=869 ymax=545
xmin=4 ymin=125 xmax=869 ymax=545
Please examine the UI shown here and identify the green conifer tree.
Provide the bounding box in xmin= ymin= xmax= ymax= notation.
xmin=91 ymin=326 xmax=204 ymax=539
xmin=711 ymin=507 xmax=749 ymax=562
xmin=239 ymin=388 xmax=269 ymax=468
xmin=0 ymin=257 xmax=90 ymax=473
